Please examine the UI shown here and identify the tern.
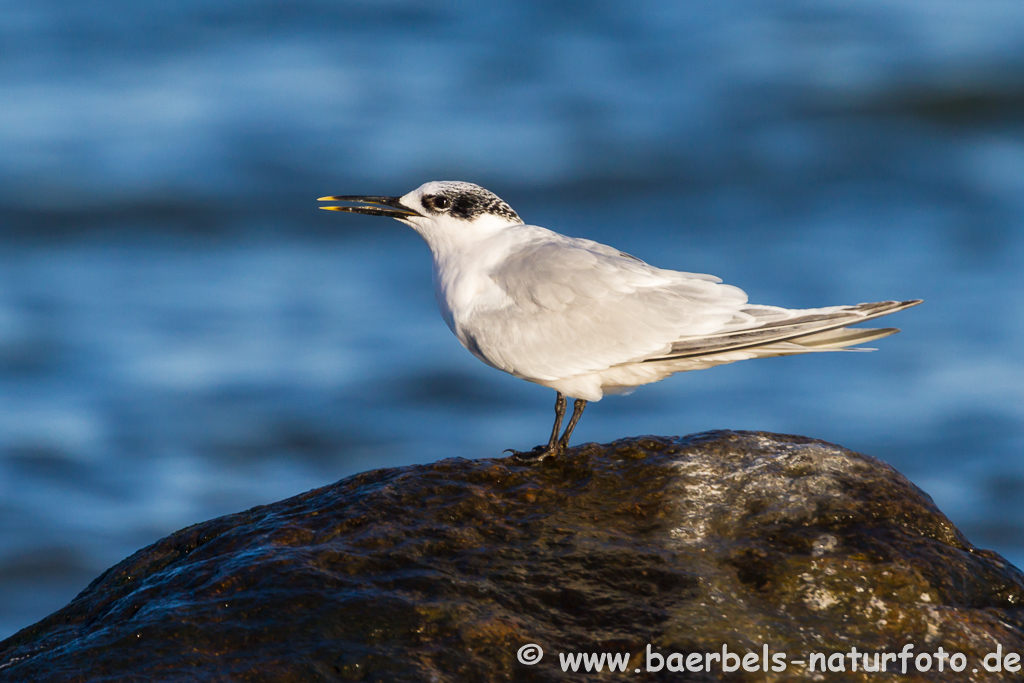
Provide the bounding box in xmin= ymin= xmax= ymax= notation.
xmin=320 ymin=181 xmax=920 ymax=460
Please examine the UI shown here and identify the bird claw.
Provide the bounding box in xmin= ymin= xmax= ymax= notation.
xmin=504 ymin=445 xmax=561 ymax=462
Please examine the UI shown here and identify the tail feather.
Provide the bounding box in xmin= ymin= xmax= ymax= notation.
xmin=642 ymin=299 xmax=921 ymax=363
xmin=790 ymin=326 xmax=901 ymax=349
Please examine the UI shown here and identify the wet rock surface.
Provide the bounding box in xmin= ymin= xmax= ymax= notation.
xmin=1 ymin=430 xmax=1022 ymax=682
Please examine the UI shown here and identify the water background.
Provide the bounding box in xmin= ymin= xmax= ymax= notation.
xmin=2 ymin=0 xmax=1024 ymax=637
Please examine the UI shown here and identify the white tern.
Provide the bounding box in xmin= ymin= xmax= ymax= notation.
xmin=319 ymin=181 xmax=920 ymax=459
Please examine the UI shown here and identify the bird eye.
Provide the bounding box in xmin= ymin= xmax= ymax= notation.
xmin=432 ymin=195 xmax=451 ymax=211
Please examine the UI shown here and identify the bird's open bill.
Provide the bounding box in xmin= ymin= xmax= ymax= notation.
xmin=317 ymin=195 xmax=421 ymax=219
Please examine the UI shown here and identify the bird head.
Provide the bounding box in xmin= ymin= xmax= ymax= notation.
xmin=319 ymin=181 xmax=524 ymax=248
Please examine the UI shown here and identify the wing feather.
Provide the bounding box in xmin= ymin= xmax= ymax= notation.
xmin=467 ymin=232 xmax=747 ymax=380
xmin=458 ymin=226 xmax=920 ymax=388
xmin=642 ymin=300 xmax=921 ymax=361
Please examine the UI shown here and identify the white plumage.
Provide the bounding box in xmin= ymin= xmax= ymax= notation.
xmin=320 ymin=180 xmax=920 ymax=458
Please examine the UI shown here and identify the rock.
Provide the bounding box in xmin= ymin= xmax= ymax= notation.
xmin=1 ymin=430 xmax=1022 ymax=682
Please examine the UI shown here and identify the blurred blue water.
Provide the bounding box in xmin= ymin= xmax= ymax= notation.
xmin=2 ymin=0 xmax=1024 ymax=638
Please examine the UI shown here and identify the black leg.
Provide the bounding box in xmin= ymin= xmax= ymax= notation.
xmin=545 ymin=392 xmax=567 ymax=452
xmin=558 ymin=398 xmax=587 ymax=451
xmin=506 ymin=392 xmax=568 ymax=461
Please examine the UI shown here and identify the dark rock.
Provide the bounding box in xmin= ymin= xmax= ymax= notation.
xmin=1 ymin=430 xmax=1022 ymax=682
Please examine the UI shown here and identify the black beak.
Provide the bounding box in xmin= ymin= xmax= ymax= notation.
xmin=317 ymin=195 xmax=421 ymax=219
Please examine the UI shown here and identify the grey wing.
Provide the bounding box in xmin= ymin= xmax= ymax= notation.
xmin=645 ymin=299 xmax=924 ymax=362
xmin=569 ymin=236 xmax=723 ymax=282
xmin=470 ymin=235 xmax=751 ymax=380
